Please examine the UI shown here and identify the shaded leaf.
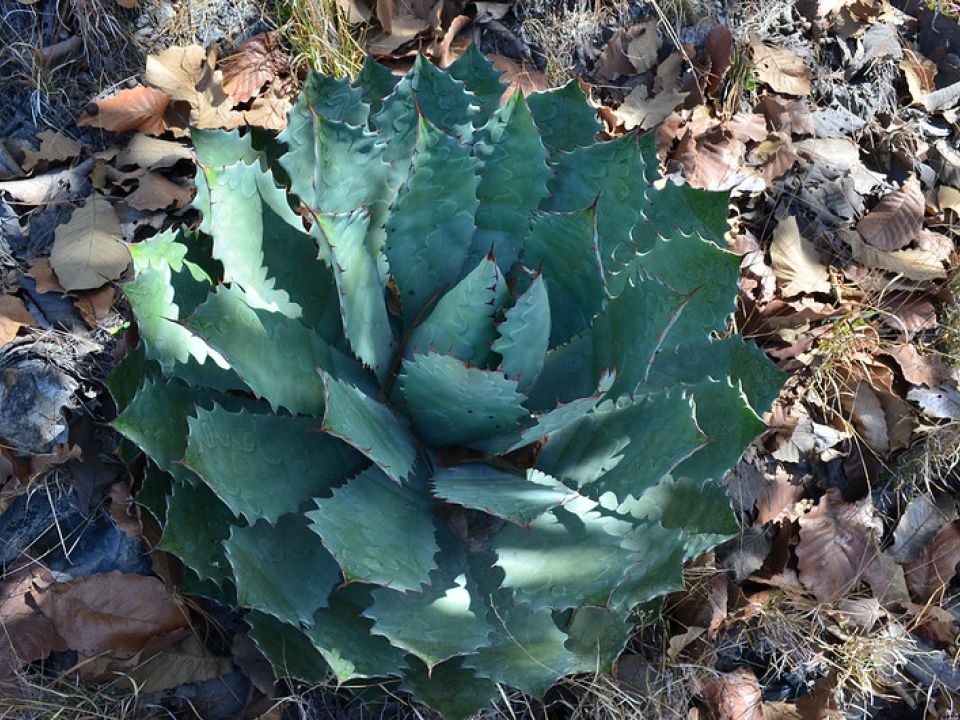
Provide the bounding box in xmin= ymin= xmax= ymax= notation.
xmin=857 ymin=176 xmax=923 ymax=252
xmin=770 ymin=216 xmax=831 ymax=296
xmin=50 ymin=195 xmax=131 ymax=291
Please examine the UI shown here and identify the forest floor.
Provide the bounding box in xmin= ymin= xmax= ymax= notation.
xmin=1 ymin=0 xmax=960 ymax=717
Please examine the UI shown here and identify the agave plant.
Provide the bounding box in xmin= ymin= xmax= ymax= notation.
xmin=110 ymin=48 xmax=783 ymax=717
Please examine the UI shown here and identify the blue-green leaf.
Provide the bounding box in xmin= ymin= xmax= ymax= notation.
xmin=433 ymin=465 xmax=576 ymax=526
xmin=447 ymin=45 xmax=506 ymax=124
xmin=492 ymin=272 xmax=550 ymax=390
xmin=384 ymin=118 xmax=481 ymax=326
xmin=527 ymin=80 xmax=601 ymax=154
xmin=319 ymin=373 xmax=417 ymax=483
xmin=399 ymin=352 xmax=526 ymax=448
xmin=522 ymin=209 xmax=605 ymax=348
xmin=472 ymin=92 xmax=550 ymax=270
xmin=226 ymin=514 xmax=341 ymax=626
xmin=407 ymin=254 xmax=506 ymax=366
xmin=306 ymin=466 xmax=437 ymax=591
xmin=185 ymin=405 xmax=363 ymax=524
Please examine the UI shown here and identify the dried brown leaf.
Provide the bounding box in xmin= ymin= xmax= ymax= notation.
xmin=145 ymin=45 xmax=238 ymax=129
xmin=0 ymin=569 xmax=67 ymax=677
xmin=908 ymin=384 xmax=960 ymax=419
xmin=78 ymin=86 xmax=170 ymax=135
xmin=697 ymin=667 xmax=764 ymax=720
xmin=30 ymin=443 xmax=82 ymax=477
xmin=615 ymin=86 xmax=688 ymax=131
xmin=796 ymin=489 xmax=878 ymax=602
xmin=770 ymin=216 xmax=831 ymax=297
xmin=857 ymin=176 xmax=923 ymax=251
xmin=75 ymin=285 xmax=117 ymax=326
xmin=108 ymin=482 xmax=142 ymax=538
xmin=595 ymin=24 xmax=649 ymax=81
xmin=36 ymin=571 xmax=190 ymax=657
xmin=904 ymin=522 xmax=960 ymax=603
xmin=845 ymin=230 xmax=946 ymax=281
xmin=221 ymin=31 xmax=285 ymax=103
xmin=21 ymin=130 xmax=84 ymax=173
xmin=847 ymin=381 xmax=889 ymax=454
xmin=368 ymin=11 xmax=431 ymax=56
xmin=50 ymin=195 xmax=131 ymax=291
xmin=625 ymin=21 xmax=658 ymax=74
xmin=704 ymin=25 xmax=733 ymax=96
xmin=25 ymin=258 xmax=67 ymax=294
xmin=0 ymin=294 xmax=36 ymax=346
xmin=116 ymin=135 xmax=194 ymax=170
xmin=126 ymin=171 xmax=193 ymax=211
xmin=938 ymin=185 xmax=960 ymax=215
xmin=750 ymin=36 xmax=811 ymax=96
xmin=489 ymin=55 xmax=548 ymax=102
xmin=881 ymin=343 xmax=949 ymax=386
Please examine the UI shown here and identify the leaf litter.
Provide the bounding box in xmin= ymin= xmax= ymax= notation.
xmin=3 ymin=0 xmax=960 ymax=717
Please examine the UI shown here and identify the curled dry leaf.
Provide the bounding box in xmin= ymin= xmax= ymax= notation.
xmin=615 ymin=86 xmax=688 ymax=131
xmin=796 ymin=489 xmax=878 ymax=602
xmin=696 ymin=667 xmax=763 ymax=720
xmin=857 ymin=176 xmax=923 ymax=251
xmin=770 ymin=216 xmax=831 ymax=297
xmin=900 ymin=49 xmax=936 ymax=105
xmin=904 ymin=522 xmax=960 ymax=603
xmin=78 ymin=86 xmax=170 ymax=135
xmin=21 ymin=130 xmax=84 ymax=173
xmin=892 ymin=494 xmax=958 ymax=564
xmin=0 ymin=568 xmax=67 ymax=677
xmin=489 ymin=55 xmax=548 ymax=102
xmin=703 ymin=25 xmax=733 ymax=96
xmin=126 ymin=171 xmax=193 ymax=211
xmin=36 ymin=571 xmax=190 ymax=657
xmin=908 ymin=383 xmax=960 ymax=419
xmin=881 ymin=343 xmax=949 ymax=387
xmin=221 ymin=31 xmax=286 ymax=103
xmin=844 ymin=230 xmax=946 ymax=282
xmin=145 ymin=44 xmax=237 ymax=128
xmin=847 ymin=381 xmax=890 ymax=454
xmin=0 ymin=294 xmax=37 ymax=346
xmin=595 ymin=24 xmax=650 ymax=81
xmin=50 ymin=195 xmax=131 ymax=291
xmin=26 ymin=258 xmax=67 ymax=294
xmin=75 ymin=285 xmax=117 ymax=326
xmin=117 ymin=134 xmax=194 ymax=170
xmin=749 ymin=35 xmax=811 ymax=96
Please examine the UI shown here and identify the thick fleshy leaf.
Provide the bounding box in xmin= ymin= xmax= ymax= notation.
xmin=225 ymin=514 xmax=341 ymax=626
xmin=491 ymin=495 xmax=636 ymax=609
xmin=192 ymin=128 xmax=259 ymax=234
xmin=246 ymin=610 xmax=330 ymax=684
xmin=399 ymin=352 xmax=526 ymax=448
xmin=433 ymin=465 xmax=576 ymax=526
xmin=186 ymin=285 xmax=358 ymax=416
xmin=319 ymin=373 xmax=417 ymax=483
xmin=303 ymin=584 xmax=407 ymax=680
xmin=407 ymin=254 xmax=505 ymax=365
xmin=467 ymin=601 xmax=591 ymax=697
xmin=314 ymin=211 xmax=394 ymax=379
xmin=472 ymin=93 xmax=551 ymax=270
xmin=185 ymin=406 xmax=363 ymax=524
xmin=402 ymin=657 xmax=498 ymax=720
xmin=160 ymin=480 xmax=236 ymax=588
xmin=527 ymin=81 xmax=602 ymax=154
xmin=492 ymin=272 xmax=550 ymax=390
xmin=447 ymin=45 xmax=507 ymax=124
xmin=199 ymin=161 xmax=311 ymax=315
xmin=609 ymin=522 xmax=686 ymax=609
xmin=469 ymin=372 xmax=613 ymax=455
xmin=384 ymin=118 xmax=481 ymax=325
xmin=353 ymin=56 xmax=399 ymax=116
xmin=564 ymin=606 xmax=630 ymax=672
xmin=281 ymin=111 xmax=391 ymax=220
xmin=125 ymin=233 xmax=237 ymax=390
xmin=299 ymin=71 xmax=369 ymax=125
xmin=535 ymin=392 xmax=705 ymax=501
xmin=542 ymin=136 xmax=650 ymax=286
xmin=306 ymin=466 xmax=437 ymax=591
xmin=367 ymin=540 xmax=493 ymax=667
xmin=522 ymin=209 xmax=605 ymax=347
xmin=113 ymin=376 xmax=193 ymax=478
xmin=374 ymin=55 xmax=478 ymax=162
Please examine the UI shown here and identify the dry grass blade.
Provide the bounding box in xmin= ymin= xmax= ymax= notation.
xmin=277 ymin=0 xmax=367 ymax=79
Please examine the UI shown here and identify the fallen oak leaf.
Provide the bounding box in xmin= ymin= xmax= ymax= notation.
xmin=796 ymin=488 xmax=879 ymax=602
xmin=78 ymin=86 xmax=170 ymax=135
xmin=35 ymin=571 xmax=190 ymax=657
xmin=843 ymin=230 xmax=946 ymax=282
xmin=125 ymin=171 xmax=193 ymax=210
xmin=770 ymin=215 xmax=831 ymax=297
xmin=0 ymin=294 xmax=37 ymax=346
xmin=857 ymin=176 xmax=923 ymax=251
xmin=221 ymin=31 xmax=286 ymax=104
xmin=0 ymin=568 xmax=68 ymax=678
xmin=904 ymin=521 xmax=960 ymax=603
xmin=614 ymin=86 xmax=688 ymax=131
xmin=50 ymin=195 xmax=131 ymax=291
xmin=749 ymin=35 xmax=811 ymax=96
